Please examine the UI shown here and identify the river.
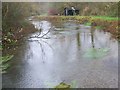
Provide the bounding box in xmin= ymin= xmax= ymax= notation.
xmin=2 ymin=20 xmax=118 ymax=88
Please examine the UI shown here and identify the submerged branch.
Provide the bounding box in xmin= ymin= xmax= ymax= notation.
xmin=29 ymin=27 xmax=52 ymax=39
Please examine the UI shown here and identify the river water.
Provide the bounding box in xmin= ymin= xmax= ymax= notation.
xmin=2 ymin=20 xmax=118 ymax=88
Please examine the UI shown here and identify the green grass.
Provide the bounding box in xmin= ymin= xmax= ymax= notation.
xmin=36 ymin=15 xmax=118 ymax=21
xmin=91 ymin=16 xmax=118 ymax=21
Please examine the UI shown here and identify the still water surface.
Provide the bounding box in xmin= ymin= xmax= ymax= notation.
xmin=3 ymin=20 xmax=118 ymax=88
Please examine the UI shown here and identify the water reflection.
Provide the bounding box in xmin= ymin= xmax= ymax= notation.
xmin=3 ymin=20 xmax=118 ymax=88
xmin=76 ymin=32 xmax=80 ymax=47
xmin=90 ymin=27 xmax=95 ymax=48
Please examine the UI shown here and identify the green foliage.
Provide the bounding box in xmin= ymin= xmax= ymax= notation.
xmin=1 ymin=55 xmax=14 ymax=63
xmin=0 ymin=55 xmax=14 ymax=73
xmin=0 ymin=64 xmax=10 ymax=73
xmin=55 ymin=82 xmax=71 ymax=89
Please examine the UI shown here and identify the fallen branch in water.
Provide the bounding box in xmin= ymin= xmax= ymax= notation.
xmin=29 ymin=27 xmax=52 ymax=39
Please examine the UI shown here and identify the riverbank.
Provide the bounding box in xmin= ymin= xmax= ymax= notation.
xmin=3 ymin=21 xmax=37 ymax=50
xmin=34 ymin=16 xmax=119 ymax=40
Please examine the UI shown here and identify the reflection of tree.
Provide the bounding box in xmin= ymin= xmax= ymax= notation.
xmin=76 ymin=32 xmax=81 ymax=47
xmin=34 ymin=40 xmax=53 ymax=63
xmin=90 ymin=27 xmax=95 ymax=48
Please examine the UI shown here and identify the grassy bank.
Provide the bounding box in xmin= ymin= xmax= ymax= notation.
xmin=90 ymin=16 xmax=118 ymax=21
xmin=36 ymin=15 xmax=118 ymax=21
